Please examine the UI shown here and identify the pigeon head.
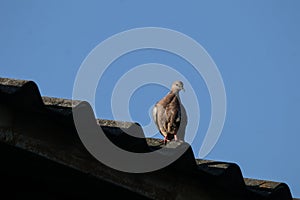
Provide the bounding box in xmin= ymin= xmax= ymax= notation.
xmin=171 ymin=80 xmax=185 ymax=93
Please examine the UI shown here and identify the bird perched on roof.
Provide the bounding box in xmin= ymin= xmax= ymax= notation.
xmin=152 ymin=81 xmax=187 ymax=145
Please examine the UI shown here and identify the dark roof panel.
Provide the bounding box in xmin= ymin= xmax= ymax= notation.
xmin=0 ymin=77 xmax=294 ymax=200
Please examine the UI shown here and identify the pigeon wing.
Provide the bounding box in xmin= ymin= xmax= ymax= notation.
xmin=165 ymin=95 xmax=181 ymax=134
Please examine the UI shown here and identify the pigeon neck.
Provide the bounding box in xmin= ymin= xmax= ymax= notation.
xmin=170 ymin=90 xmax=180 ymax=96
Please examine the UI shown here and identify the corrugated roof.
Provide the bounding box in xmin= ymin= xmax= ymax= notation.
xmin=0 ymin=77 xmax=294 ymax=200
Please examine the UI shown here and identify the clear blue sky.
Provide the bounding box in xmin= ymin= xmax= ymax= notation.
xmin=1 ymin=0 xmax=299 ymax=197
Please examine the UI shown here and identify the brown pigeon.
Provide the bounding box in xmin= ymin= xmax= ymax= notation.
xmin=152 ymin=81 xmax=186 ymax=144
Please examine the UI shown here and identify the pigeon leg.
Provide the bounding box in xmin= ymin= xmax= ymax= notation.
xmin=164 ymin=136 xmax=168 ymax=145
xmin=174 ymin=134 xmax=178 ymax=141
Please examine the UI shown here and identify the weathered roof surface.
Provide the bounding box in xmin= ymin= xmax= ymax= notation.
xmin=0 ymin=77 xmax=294 ymax=200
